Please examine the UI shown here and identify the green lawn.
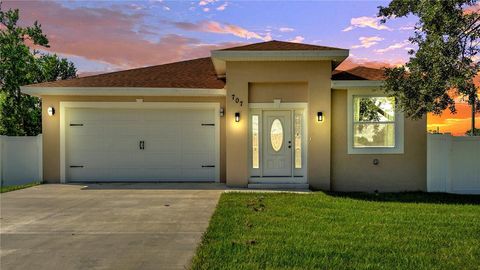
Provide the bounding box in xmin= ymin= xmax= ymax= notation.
xmin=0 ymin=182 xmax=40 ymax=193
xmin=191 ymin=192 xmax=480 ymax=270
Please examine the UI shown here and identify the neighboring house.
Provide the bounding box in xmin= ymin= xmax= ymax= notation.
xmin=21 ymin=40 xmax=426 ymax=191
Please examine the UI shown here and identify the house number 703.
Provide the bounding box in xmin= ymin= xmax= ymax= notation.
xmin=231 ymin=94 xmax=243 ymax=106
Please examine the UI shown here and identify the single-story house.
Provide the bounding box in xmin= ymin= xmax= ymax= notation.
xmin=21 ymin=40 xmax=426 ymax=191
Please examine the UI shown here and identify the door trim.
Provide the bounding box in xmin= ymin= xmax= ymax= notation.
xmin=60 ymin=102 xmax=221 ymax=183
xmin=248 ymin=102 xmax=308 ymax=184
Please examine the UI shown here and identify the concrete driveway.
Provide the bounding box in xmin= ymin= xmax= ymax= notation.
xmin=0 ymin=183 xmax=224 ymax=270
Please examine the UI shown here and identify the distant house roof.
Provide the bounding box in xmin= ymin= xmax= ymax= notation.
xmin=219 ymin=40 xmax=344 ymax=51
xmin=24 ymin=57 xmax=224 ymax=89
xmin=332 ymin=66 xmax=386 ymax=81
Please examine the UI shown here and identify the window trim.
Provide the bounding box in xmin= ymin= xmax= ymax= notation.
xmin=347 ymin=89 xmax=404 ymax=154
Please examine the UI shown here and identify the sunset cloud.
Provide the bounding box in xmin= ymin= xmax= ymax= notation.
xmin=351 ymin=36 xmax=384 ymax=49
xmin=2 ymin=1 xmax=243 ymax=70
xmin=173 ymin=20 xmax=271 ymax=41
xmin=216 ymin=2 xmax=228 ymax=11
xmin=375 ymin=40 xmax=410 ymax=53
xmin=199 ymin=0 xmax=217 ymax=6
xmin=279 ymin=27 xmax=295 ymax=32
xmin=289 ymin=36 xmax=305 ymax=43
xmin=343 ymin=16 xmax=391 ymax=32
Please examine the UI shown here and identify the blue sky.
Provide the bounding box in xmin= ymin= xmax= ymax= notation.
xmin=4 ymin=0 xmax=419 ymax=74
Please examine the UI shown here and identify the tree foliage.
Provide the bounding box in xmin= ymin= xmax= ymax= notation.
xmin=466 ymin=127 xmax=480 ymax=135
xmin=0 ymin=5 xmax=76 ymax=136
xmin=378 ymin=0 xmax=480 ymax=135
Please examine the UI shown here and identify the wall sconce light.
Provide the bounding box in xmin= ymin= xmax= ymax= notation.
xmin=317 ymin=111 xmax=323 ymax=122
xmin=235 ymin=112 xmax=240 ymax=122
xmin=47 ymin=106 xmax=55 ymax=116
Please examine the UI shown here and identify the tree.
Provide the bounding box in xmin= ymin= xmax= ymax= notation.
xmin=0 ymin=5 xmax=76 ymax=136
xmin=378 ymin=0 xmax=480 ymax=136
xmin=465 ymin=127 xmax=480 ymax=135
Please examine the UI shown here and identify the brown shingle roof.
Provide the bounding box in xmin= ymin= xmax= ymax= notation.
xmin=219 ymin=40 xmax=345 ymax=51
xmin=25 ymin=57 xmax=225 ymax=88
xmin=332 ymin=66 xmax=386 ymax=81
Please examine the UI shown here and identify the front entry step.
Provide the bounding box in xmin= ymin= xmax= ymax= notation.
xmin=247 ymin=183 xmax=310 ymax=190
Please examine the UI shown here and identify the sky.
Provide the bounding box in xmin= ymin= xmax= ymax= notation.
xmin=3 ymin=0 xmax=479 ymax=135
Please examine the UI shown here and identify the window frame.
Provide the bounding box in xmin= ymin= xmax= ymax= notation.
xmin=347 ymin=89 xmax=404 ymax=154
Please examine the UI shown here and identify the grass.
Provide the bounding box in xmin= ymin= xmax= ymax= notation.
xmin=0 ymin=182 xmax=40 ymax=193
xmin=191 ymin=192 xmax=480 ymax=270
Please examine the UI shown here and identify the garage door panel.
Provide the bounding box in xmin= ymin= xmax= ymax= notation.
xmin=68 ymin=151 xmax=108 ymax=168
xmin=144 ymin=152 xmax=181 ymax=168
xmin=69 ymin=109 xmax=106 ymax=122
xmin=105 ymin=122 xmax=144 ymax=137
xmin=183 ymin=110 xmax=214 ymax=121
xmin=105 ymin=136 xmax=140 ymax=152
xmin=103 ymin=109 xmax=143 ymax=121
xmin=182 ymin=153 xmax=214 ymax=168
xmin=143 ymin=168 xmax=181 ymax=179
xmin=145 ymin=124 xmax=182 ymax=137
xmin=68 ymin=135 xmax=106 ymax=152
xmin=144 ymin=110 xmax=183 ymax=121
xmin=182 ymin=168 xmax=214 ymax=180
xmin=69 ymin=123 xmax=104 ymax=136
xmin=107 ymin=152 xmax=144 ymax=168
xmin=105 ymin=168 xmax=146 ymax=180
xmin=69 ymin=168 xmax=106 ymax=181
xmin=66 ymin=107 xmax=217 ymax=182
xmin=143 ymin=141 xmax=180 ymax=152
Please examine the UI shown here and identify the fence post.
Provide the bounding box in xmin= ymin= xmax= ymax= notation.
xmin=0 ymin=135 xmax=3 ymax=188
xmin=37 ymin=134 xmax=43 ymax=182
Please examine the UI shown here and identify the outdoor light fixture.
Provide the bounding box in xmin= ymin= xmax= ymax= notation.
xmin=317 ymin=111 xmax=323 ymax=122
xmin=47 ymin=107 xmax=55 ymax=116
xmin=235 ymin=112 xmax=240 ymax=122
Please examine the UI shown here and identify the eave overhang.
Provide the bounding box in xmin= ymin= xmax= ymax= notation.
xmin=211 ymin=49 xmax=349 ymax=76
xmin=20 ymin=87 xmax=227 ymax=97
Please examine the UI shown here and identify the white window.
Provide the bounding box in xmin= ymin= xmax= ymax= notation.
xmin=348 ymin=89 xmax=404 ymax=154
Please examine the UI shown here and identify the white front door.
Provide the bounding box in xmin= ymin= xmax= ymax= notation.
xmin=262 ymin=111 xmax=292 ymax=176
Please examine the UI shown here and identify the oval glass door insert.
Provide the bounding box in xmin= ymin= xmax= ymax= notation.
xmin=270 ymin=119 xmax=283 ymax=151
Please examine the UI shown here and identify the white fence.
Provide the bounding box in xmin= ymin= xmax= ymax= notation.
xmin=0 ymin=135 xmax=43 ymax=187
xmin=427 ymin=134 xmax=480 ymax=194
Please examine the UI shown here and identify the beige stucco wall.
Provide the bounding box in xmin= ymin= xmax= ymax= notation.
xmin=331 ymin=90 xmax=427 ymax=192
xmin=248 ymin=82 xmax=308 ymax=103
xmin=225 ymin=61 xmax=332 ymax=189
xmin=41 ymin=95 xmax=226 ymax=183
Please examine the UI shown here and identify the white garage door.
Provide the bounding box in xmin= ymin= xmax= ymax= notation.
xmin=65 ymin=107 xmax=218 ymax=182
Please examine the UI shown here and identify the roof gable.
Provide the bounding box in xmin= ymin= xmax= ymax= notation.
xmin=219 ymin=40 xmax=345 ymax=51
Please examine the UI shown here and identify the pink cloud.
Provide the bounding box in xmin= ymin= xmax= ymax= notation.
xmin=216 ymin=2 xmax=228 ymax=11
xmin=173 ymin=20 xmax=271 ymax=41
xmin=351 ymin=36 xmax=384 ymax=49
xmin=289 ymin=36 xmax=305 ymax=43
xmin=1 ymin=1 xmax=243 ymax=70
xmin=343 ymin=16 xmax=391 ymax=32
xmin=375 ymin=40 xmax=410 ymax=53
